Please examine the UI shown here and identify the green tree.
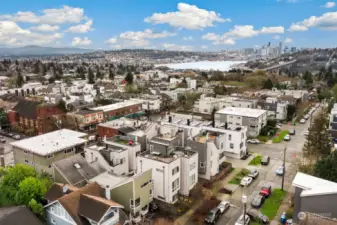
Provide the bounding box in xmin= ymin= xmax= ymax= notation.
xmin=88 ymin=67 xmax=95 ymax=84
xmin=125 ymin=72 xmax=134 ymax=85
xmin=96 ymin=66 xmax=102 ymax=79
xmin=16 ymin=71 xmax=24 ymax=87
xmin=303 ymin=71 xmax=313 ymax=87
xmin=332 ymin=84 xmax=337 ymax=100
xmin=58 ymin=99 xmax=68 ymax=112
xmin=15 ymin=177 xmax=47 ymax=205
xmin=29 ymin=199 xmax=44 ymax=218
xmin=200 ymin=71 xmax=208 ymax=80
xmin=109 ymin=67 xmax=115 ymax=80
xmin=213 ymin=85 xmax=227 ymax=95
xmin=286 ymin=105 xmax=296 ymax=121
xmin=314 ymin=151 xmax=337 ymax=182
xmin=263 ymin=78 xmax=274 ymax=89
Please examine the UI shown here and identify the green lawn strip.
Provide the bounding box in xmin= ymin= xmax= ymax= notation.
xmin=228 ymin=169 xmax=250 ymax=185
xmin=272 ymin=130 xmax=289 ymax=143
xmin=260 ymin=189 xmax=287 ymax=219
xmin=248 ymin=155 xmax=262 ymax=166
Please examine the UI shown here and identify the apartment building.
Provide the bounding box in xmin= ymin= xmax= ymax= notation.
xmin=69 ymin=109 xmax=104 ymax=131
xmin=11 ymin=129 xmax=88 ymax=174
xmin=90 ymin=100 xmax=143 ymax=121
xmin=137 ymin=135 xmax=198 ymax=204
xmin=257 ymin=97 xmax=288 ymax=120
xmin=215 ymin=107 xmax=267 ymax=137
xmin=328 ymin=103 xmax=337 ymax=138
xmin=0 ymin=146 xmax=14 ymax=167
xmin=130 ymin=95 xmax=162 ymax=113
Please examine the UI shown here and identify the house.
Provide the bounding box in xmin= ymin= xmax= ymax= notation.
xmin=0 ymin=146 xmax=13 ymax=167
xmin=0 ymin=205 xmax=44 ymax=225
xmin=90 ymin=100 xmax=143 ymax=121
xmin=8 ymin=99 xmax=65 ymax=134
xmin=44 ymin=182 xmax=126 ymax=225
xmin=130 ymin=95 xmax=162 ymax=113
xmin=257 ymin=97 xmax=288 ymax=120
xmin=90 ymin=169 xmax=153 ymax=223
xmin=11 ymin=129 xmax=88 ymax=175
xmin=68 ymin=109 xmax=104 ymax=131
xmin=215 ymin=107 xmax=267 ymax=137
xmin=292 ymin=172 xmax=337 ymax=224
xmin=97 ymin=117 xmax=158 ymax=151
xmin=137 ymin=133 xmax=198 ymax=204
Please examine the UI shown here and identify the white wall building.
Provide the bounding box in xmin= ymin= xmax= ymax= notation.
xmin=130 ymin=95 xmax=162 ymax=112
xmin=215 ymin=107 xmax=267 ymax=137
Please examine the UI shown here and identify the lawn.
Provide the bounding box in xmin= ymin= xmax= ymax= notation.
xmin=223 ymin=81 xmax=247 ymax=87
xmin=228 ymin=168 xmax=250 ymax=185
xmin=260 ymin=189 xmax=287 ymax=219
xmin=272 ymin=130 xmax=289 ymax=143
xmin=248 ymin=155 xmax=262 ymax=166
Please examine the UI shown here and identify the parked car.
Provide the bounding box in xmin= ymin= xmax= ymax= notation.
xmin=13 ymin=135 xmax=21 ymax=140
xmin=251 ymin=194 xmax=265 ymax=208
xmin=217 ymin=201 xmax=230 ymax=214
xmin=204 ymin=208 xmax=221 ymax=224
xmin=260 ymin=183 xmax=272 ymax=197
xmin=261 ymin=156 xmax=270 ymax=165
xmin=289 ymin=129 xmax=295 ymax=135
xmin=0 ymin=137 xmax=5 ymax=143
xmin=248 ymin=169 xmax=259 ymax=179
xmin=284 ymin=134 xmax=290 ymax=141
xmin=235 ymin=214 xmax=251 ymax=225
xmin=247 ymin=208 xmax=270 ymax=224
xmin=300 ymin=119 xmax=306 ymax=124
xmin=276 ymin=166 xmax=284 ymax=176
xmin=7 ymin=133 xmax=13 ymax=137
xmin=304 ymin=130 xmax=309 ymax=136
xmin=240 ymin=176 xmax=253 ymax=186
xmin=247 ymin=139 xmax=260 ymax=144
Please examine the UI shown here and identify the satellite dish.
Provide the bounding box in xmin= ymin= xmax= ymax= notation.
xmin=62 ymin=185 xmax=68 ymax=193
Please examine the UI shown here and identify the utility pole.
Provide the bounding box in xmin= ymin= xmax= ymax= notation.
xmin=242 ymin=186 xmax=247 ymax=225
xmin=281 ymin=144 xmax=287 ymax=191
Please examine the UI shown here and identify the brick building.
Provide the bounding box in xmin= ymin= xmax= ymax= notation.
xmin=8 ymin=100 xmax=65 ymax=134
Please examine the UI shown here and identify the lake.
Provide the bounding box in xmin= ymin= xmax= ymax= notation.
xmin=155 ymin=60 xmax=247 ymax=71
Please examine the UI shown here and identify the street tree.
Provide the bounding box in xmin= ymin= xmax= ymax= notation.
xmin=16 ymin=71 xmax=24 ymax=87
xmin=263 ymin=78 xmax=274 ymax=89
xmin=125 ymin=72 xmax=134 ymax=85
xmin=109 ymin=67 xmax=115 ymax=80
xmin=88 ymin=67 xmax=95 ymax=84
xmin=314 ymin=151 xmax=337 ymax=182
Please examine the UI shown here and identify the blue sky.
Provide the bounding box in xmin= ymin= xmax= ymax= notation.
xmin=0 ymin=0 xmax=337 ymax=51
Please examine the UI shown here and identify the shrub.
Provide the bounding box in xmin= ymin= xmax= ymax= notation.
xmin=286 ymin=208 xmax=294 ymax=219
xmin=272 ymin=130 xmax=289 ymax=143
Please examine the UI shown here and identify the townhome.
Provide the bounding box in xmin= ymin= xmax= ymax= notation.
xmin=137 ymin=139 xmax=198 ymax=204
xmin=257 ymin=97 xmax=288 ymax=120
xmin=130 ymin=95 xmax=162 ymax=113
xmin=11 ymin=129 xmax=88 ymax=174
xmin=68 ymin=109 xmax=104 ymax=131
xmin=44 ymin=182 xmax=126 ymax=225
xmin=215 ymin=107 xmax=267 ymax=137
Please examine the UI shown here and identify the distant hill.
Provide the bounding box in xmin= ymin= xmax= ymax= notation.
xmin=0 ymin=45 xmax=95 ymax=56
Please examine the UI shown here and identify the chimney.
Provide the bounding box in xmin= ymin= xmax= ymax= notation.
xmin=168 ymin=116 xmax=172 ymax=123
xmin=187 ymin=119 xmax=190 ymax=126
xmin=105 ymin=185 xmax=111 ymax=200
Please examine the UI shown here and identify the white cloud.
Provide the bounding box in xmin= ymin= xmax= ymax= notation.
xmin=145 ymin=3 xmax=230 ymax=30
xmin=273 ymin=35 xmax=281 ymax=40
xmin=0 ymin=5 xmax=86 ymax=24
xmin=284 ymin=38 xmax=293 ymax=43
xmin=0 ymin=20 xmax=63 ymax=46
xmin=119 ymin=29 xmax=176 ymax=40
xmin=71 ymin=37 xmax=92 ymax=46
xmin=65 ymin=20 xmax=93 ymax=33
xmin=183 ymin=36 xmax=193 ymax=40
xmin=201 ymin=45 xmax=208 ymax=49
xmin=202 ymin=25 xmax=284 ymax=45
xmin=30 ymin=24 xmax=59 ymax=32
xmin=105 ymin=37 xmax=117 ymax=45
xmin=323 ymin=2 xmax=336 ymax=8
xmin=162 ymin=43 xmax=193 ymax=51
xmin=289 ymin=11 xmax=337 ymax=31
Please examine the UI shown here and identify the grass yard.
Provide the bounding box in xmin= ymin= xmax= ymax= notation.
xmin=261 ymin=189 xmax=287 ymax=219
xmin=223 ymin=81 xmax=247 ymax=87
xmin=248 ymin=155 xmax=262 ymax=166
xmin=228 ymin=169 xmax=250 ymax=185
xmin=272 ymin=130 xmax=289 ymax=143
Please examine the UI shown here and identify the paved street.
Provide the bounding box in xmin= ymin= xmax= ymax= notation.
xmin=0 ymin=135 xmax=16 ymax=166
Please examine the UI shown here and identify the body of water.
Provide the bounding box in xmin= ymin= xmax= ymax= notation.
xmin=155 ymin=60 xmax=247 ymax=71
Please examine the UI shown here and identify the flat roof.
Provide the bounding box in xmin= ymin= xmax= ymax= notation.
xmin=90 ymin=100 xmax=141 ymax=112
xmin=11 ymin=129 xmax=87 ymax=156
xmin=139 ymin=149 xmax=196 ymax=164
xmin=216 ymin=107 xmax=267 ymax=118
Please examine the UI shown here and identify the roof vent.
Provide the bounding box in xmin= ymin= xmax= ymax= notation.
xmin=74 ymin=163 xmax=81 ymax=169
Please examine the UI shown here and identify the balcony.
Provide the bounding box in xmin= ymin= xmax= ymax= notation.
xmin=140 ymin=205 xmax=149 ymax=216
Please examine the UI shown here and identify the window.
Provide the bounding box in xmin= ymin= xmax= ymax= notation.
xmin=141 ymin=180 xmax=151 ymax=188
xmin=240 ymin=142 xmax=243 ymax=148
xmin=149 ymin=189 xmax=153 ymax=197
xmin=172 ymin=178 xmax=180 ymax=192
xmin=46 ymin=154 xmax=54 ymax=159
xmin=172 ymin=166 xmax=179 ymax=175
xmin=190 ymin=174 xmax=196 ymax=185
xmin=51 ymin=219 xmax=56 ymax=224
xmin=24 ymin=150 xmax=28 ymax=154
xmin=64 ymin=149 xmax=73 ymax=154
xmin=237 ymin=116 xmax=241 ymax=119
xmin=172 ymin=193 xmax=178 ymax=203
xmin=230 ymin=143 xmax=234 ymax=149
xmin=120 ymin=158 xmax=125 ymax=164
xmin=221 ymin=142 xmax=224 ymax=149
xmin=156 ymin=168 xmax=163 ymax=173
xmin=228 ymin=135 xmax=232 ymax=141
xmin=24 ymin=159 xmax=29 ymax=164
xmin=241 ymin=133 xmax=244 ymax=139
xmin=130 ymin=197 xmax=140 ymax=208
xmin=150 ymin=145 xmax=154 ymax=152
xmin=200 ymin=162 xmax=205 ymax=168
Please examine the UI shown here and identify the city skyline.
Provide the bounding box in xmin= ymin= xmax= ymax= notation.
xmin=1 ymin=0 xmax=337 ymax=51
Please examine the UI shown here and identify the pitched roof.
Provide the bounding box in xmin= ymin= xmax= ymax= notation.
xmin=12 ymin=99 xmax=41 ymax=119
xmin=46 ymin=182 xmax=122 ymax=225
xmin=0 ymin=206 xmax=44 ymax=225
xmin=44 ymin=183 xmax=80 ymax=202
xmin=53 ymin=154 xmax=105 ymax=187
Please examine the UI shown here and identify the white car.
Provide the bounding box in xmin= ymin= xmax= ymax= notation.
xmin=284 ymin=134 xmax=290 ymax=141
xmin=247 ymin=139 xmax=260 ymax=144
xmin=300 ymin=119 xmax=306 ymax=124
xmin=217 ymin=201 xmax=230 ymax=214
xmin=240 ymin=176 xmax=253 ymax=186
xmin=304 ymin=130 xmax=309 ymax=136
xmin=235 ymin=214 xmax=251 ymax=225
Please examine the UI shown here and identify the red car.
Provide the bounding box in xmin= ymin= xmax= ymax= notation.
xmin=260 ymin=183 xmax=272 ymax=197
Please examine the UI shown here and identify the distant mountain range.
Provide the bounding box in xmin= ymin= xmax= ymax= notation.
xmin=0 ymin=45 xmax=96 ymax=56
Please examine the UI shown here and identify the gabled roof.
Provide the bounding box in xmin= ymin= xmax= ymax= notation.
xmin=12 ymin=99 xmax=41 ymax=119
xmin=45 ymin=182 xmax=123 ymax=225
xmin=44 ymin=183 xmax=80 ymax=202
xmin=0 ymin=205 xmax=44 ymax=225
xmin=292 ymin=172 xmax=337 ymax=197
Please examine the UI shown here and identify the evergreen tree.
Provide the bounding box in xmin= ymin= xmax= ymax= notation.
xmin=303 ymin=70 xmax=313 ymax=87
xmin=79 ymin=67 xmax=86 ymax=80
xmin=109 ymin=67 xmax=115 ymax=80
xmin=263 ymin=78 xmax=274 ymax=89
xmin=16 ymin=71 xmax=24 ymax=87
xmin=125 ymin=72 xmax=134 ymax=85
xmin=88 ymin=67 xmax=95 ymax=84
xmin=314 ymin=151 xmax=337 ymax=182
xmin=96 ymin=66 xmax=102 ymax=79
